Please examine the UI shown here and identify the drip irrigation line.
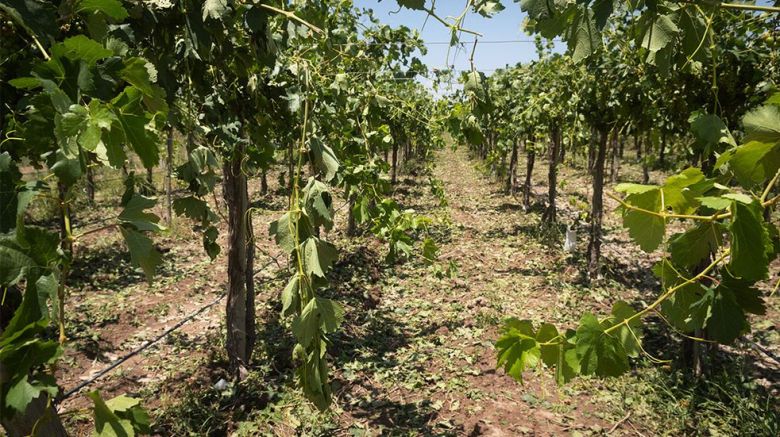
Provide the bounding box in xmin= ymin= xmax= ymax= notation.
xmin=57 ymin=294 xmax=224 ymax=401
xmin=58 ymin=259 xmax=278 ymax=402
xmin=19 ymin=168 xmax=170 ymax=185
xmin=90 ymin=169 xmax=169 ymax=185
xmin=749 ymin=339 xmax=780 ymax=365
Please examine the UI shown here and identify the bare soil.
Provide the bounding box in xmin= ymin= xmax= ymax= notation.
xmin=55 ymin=147 xmax=778 ymax=436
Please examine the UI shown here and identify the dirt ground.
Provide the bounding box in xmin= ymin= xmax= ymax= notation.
xmin=55 ymin=146 xmax=778 ymax=436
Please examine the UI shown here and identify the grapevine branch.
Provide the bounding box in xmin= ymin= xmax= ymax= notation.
xmin=420 ymin=0 xmax=483 ymax=37
xmin=760 ymin=169 xmax=780 ymax=203
xmin=608 ymin=189 xmax=780 ymax=222
xmin=675 ymin=0 xmax=780 ymax=13
xmin=718 ymin=2 xmax=780 ymax=13
xmin=259 ymin=4 xmax=323 ymax=34
xmin=538 ymin=250 xmax=730 ymax=348
xmin=603 ymin=250 xmax=730 ymax=336
xmin=650 ymin=308 xmax=718 ymax=343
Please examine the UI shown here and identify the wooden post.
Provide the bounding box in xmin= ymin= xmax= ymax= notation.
xmin=166 ymin=125 xmax=174 ymax=227
xmin=588 ymin=129 xmax=608 ymax=280
xmin=506 ymin=139 xmax=519 ymax=194
xmin=222 ymin=144 xmax=253 ymax=378
xmin=523 ymin=144 xmax=536 ymax=211
xmin=543 ymin=127 xmax=559 ymax=223
xmin=85 ymin=163 xmax=95 ymax=204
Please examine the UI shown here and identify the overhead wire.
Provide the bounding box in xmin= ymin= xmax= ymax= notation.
xmin=329 ymin=38 xmax=562 ymax=46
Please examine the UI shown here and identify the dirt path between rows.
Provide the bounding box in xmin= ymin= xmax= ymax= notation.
xmin=59 ymin=145 xmax=776 ymax=436
xmin=327 ymin=147 xmax=626 ymax=436
xmin=61 ymin=145 xmax=615 ymax=436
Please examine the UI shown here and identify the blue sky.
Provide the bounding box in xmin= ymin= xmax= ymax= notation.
xmin=352 ymin=0 xmax=566 ymax=79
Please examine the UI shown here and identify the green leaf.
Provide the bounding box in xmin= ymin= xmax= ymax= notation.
xmin=690 ymin=113 xmax=736 ymax=150
xmin=688 ymin=285 xmax=744 ymax=345
xmin=662 ymin=167 xmax=710 ymax=214
xmin=312 ymin=297 xmax=344 ymax=334
xmin=55 ymin=105 xmax=88 ymax=156
xmin=567 ymin=6 xmax=600 ymax=63
xmin=8 ymin=76 xmax=43 ymax=90
xmin=302 ymin=237 xmax=338 ymax=278
xmin=114 ymin=110 xmax=159 ymax=169
xmin=269 ymin=212 xmax=313 ymax=254
xmin=620 ymin=187 xmax=665 ymax=252
xmin=421 ymin=237 xmax=439 ymax=262
xmin=104 ymin=394 xmax=139 ymax=412
xmin=203 ymin=226 xmax=220 ymax=260
xmin=614 ymin=183 xmax=657 ymax=195
xmin=668 ymin=223 xmax=723 ymax=269
xmin=536 ymin=323 xmax=559 ymax=367
xmin=0 ymin=280 xmax=46 ymax=345
xmin=0 ymin=237 xmax=36 ymax=285
xmin=291 ymin=297 xmax=345 ymax=347
xmin=0 ymin=332 xmax=61 ymax=366
xmin=395 ymin=0 xmax=426 ymax=10
xmin=678 ymin=6 xmax=708 ymax=62
xmin=462 ymin=124 xmax=484 ymax=146
xmin=719 ymin=273 xmax=766 ymax=316
xmin=202 ymin=0 xmax=228 ymax=21
xmin=0 ymin=153 xmax=23 ymax=233
xmin=294 ymin=341 xmax=332 ymax=411
xmin=103 ymin=393 xmax=151 ymax=435
xmin=655 ymin=260 xmax=709 ymax=332
xmin=269 ymin=213 xmax=295 ymax=254
xmin=697 ymin=196 xmax=731 ymax=211
xmin=0 ymin=0 xmax=58 ymax=44
xmin=35 ymin=273 xmax=59 ymax=322
xmin=495 ymin=318 xmax=541 ymax=382
xmin=607 ymin=301 xmax=642 ymax=358
xmin=475 ymin=0 xmax=504 ymax=16
xmin=743 ymin=105 xmax=780 ymax=143
xmin=20 ymin=226 xmax=60 ymax=267
xmin=281 ymin=276 xmax=300 ymax=317
xmin=52 ymin=154 xmax=83 ymax=187
xmin=575 ymin=313 xmax=629 ymax=377
xmin=120 ymin=58 xmax=158 ymax=97
xmin=118 ymin=194 xmax=163 ymax=232
xmin=535 ymin=324 xmax=578 ymax=385
xmin=5 ymin=375 xmax=58 ymax=414
xmin=706 ymin=286 xmax=748 ymax=344
xmin=729 ymin=201 xmax=771 ymax=281
xmin=641 ymin=14 xmax=679 ymax=55
xmin=58 ymin=35 xmax=112 ymax=65
xmin=95 ymin=124 xmax=127 ymax=168
xmin=120 ymin=227 xmax=161 ymax=282
xmin=75 ymin=0 xmax=129 ymax=21
xmin=309 ymin=139 xmax=340 ymax=181
xmin=173 ymin=196 xmax=217 ymax=225
xmin=89 ymin=391 xmax=136 ymax=437
xmin=722 ymin=193 xmax=753 ymax=204
xmin=729 ymin=141 xmax=780 ymax=188
xmin=302 ymin=179 xmax=334 ymax=230
xmin=519 ymin=0 xmax=559 ymax=23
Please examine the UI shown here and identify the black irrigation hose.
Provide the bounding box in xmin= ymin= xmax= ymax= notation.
xmin=58 ymin=294 xmax=224 ymax=401
xmin=58 ymin=259 xmax=278 ymax=402
xmin=749 ymin=339 xmax=780 ymax=365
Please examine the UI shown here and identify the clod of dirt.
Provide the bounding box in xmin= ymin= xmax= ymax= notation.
xmin=470 ymin=421 xmax=509 ymax=436
xmin=467 ymin=296 xmax=488 ymax=309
